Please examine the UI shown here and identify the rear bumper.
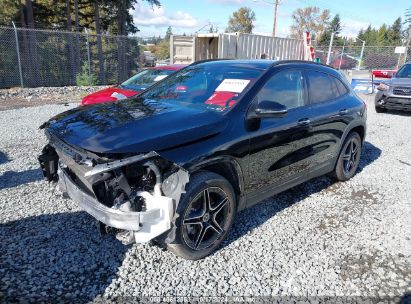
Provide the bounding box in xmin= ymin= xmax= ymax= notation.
xmin=57 ymin=166 xmax=173 ymax=242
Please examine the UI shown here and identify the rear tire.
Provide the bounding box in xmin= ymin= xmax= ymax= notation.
xmin=375 ymin=106 xmax=386 ymax=113
xmin=331 ymin=132 xmax=362 ymax=181
xmin=167 ymin=171 xmax=236 ymax=260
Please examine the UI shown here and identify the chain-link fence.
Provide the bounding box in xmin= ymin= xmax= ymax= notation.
xmin=0 ymin=26 xmax=141 ymax=88
xmin=314 ymin=45 xmax=411 ymax=71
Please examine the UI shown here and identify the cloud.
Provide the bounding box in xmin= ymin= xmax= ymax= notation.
xmin=341 ymin=19 xmax=369 ymax=38
xmin=132 ymin=4 xmax=199 ymax=28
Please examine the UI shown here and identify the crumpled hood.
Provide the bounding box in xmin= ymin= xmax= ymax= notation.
xmin=45 ymin=98 xmax=228 ymax=154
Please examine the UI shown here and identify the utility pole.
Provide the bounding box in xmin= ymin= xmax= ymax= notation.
xmin=254 ymin=0 xmax=280 ymax=37
xmin=272 ymin=0 xmax=280 ymax=37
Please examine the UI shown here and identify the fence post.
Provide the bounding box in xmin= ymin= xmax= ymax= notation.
xmin=84 ymin=28 xmax=92 ymax=83
xmin=358 ymin=40 xmax=365 ymax=70
xmin=338 ymin=40 xmax=346 ymax=70
xmin=12 ymin=21 xmax=24 ymax=88
xmin=326 ymin=32 xmax=335 ymax=65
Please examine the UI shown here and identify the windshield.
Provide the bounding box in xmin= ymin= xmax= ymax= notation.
xmin=120 ymin=69 xmax=175 ymax=90
xmin=138 ymin=64 xmax=263 ymax=112
xmin=396 ymin=64 xmax=411 ymax=78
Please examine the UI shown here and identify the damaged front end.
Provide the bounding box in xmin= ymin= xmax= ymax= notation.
xmin=38 ymin=133 xmax=189 ymax=245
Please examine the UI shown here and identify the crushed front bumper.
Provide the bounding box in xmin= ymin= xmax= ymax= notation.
xmin=375 ymin=92 xmax=411 ymax=111
xmin=57 ymin=166 xmax=173 ymax=243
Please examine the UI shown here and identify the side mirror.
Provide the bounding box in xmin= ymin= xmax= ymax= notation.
xmin=255 ymin=100 xmax=288 ymax=118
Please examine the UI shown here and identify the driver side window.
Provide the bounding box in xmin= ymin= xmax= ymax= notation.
xmin=256 ymin=69 xmax=305 ymax=109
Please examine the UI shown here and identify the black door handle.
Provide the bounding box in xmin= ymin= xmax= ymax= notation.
xmin=339 ymin=109 xmax=348 ymax=115
xmin=297 ymin=118 xmax=311 ymax=126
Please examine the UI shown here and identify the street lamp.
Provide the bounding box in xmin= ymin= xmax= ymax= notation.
xmin=357 ymin=38 xmax=366 ymax=71
xmin=253 ymin=0 xmax=280 ymax=37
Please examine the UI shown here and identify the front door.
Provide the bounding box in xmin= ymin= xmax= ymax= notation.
xmin=245 ymin=68 xmax=313 ymax=203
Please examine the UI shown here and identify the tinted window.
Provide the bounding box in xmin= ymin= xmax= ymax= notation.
xmin=256 ymin=69 xmax=304 ymax=109
xmin=307 ymin=70 xmax=339 ymax=103
xmin=333 ymin=77 xmax=349 ymax=95
xmin=396 ymin=64 xmax=411 ymax=78
xmin=139 ymin=64 xmax=262 ymax=112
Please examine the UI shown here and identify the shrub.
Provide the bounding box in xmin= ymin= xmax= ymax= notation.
xmin=76 ymin=62 xmax=98 ymax=86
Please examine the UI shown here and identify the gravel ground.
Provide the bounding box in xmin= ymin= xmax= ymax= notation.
xmin=0 ymin=95 xmax=410 ymax=302
xmin=0 ymin=86 xmax=108 ymax=111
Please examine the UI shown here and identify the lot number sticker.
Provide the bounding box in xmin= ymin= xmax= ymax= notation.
xmin=216 ymin=79 xmax=250 ymax=93
xmin=154 ymin=75 xmax=168 ymax=81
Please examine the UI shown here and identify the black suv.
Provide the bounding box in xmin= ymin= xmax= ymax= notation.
xmin=39 ymin=60 xmax=367 ymax=260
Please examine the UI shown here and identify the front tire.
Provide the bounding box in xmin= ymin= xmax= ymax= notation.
xmin=167 ymin=171 xmax=236 ymax=260
xmin=332 ymin=132 xmax=362 ymax=181
xmin=375 ymin=105 xmax=386 ymax=113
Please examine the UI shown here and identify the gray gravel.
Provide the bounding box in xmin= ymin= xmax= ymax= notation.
xmin=0 ymin=95 xmax=410 ymax=302
xmin=0 ymin=86 xmax=108 ymax=101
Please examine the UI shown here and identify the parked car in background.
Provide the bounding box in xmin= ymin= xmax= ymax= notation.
xmin=39 ymin=60 xmax=366 ymax=260
xmin=81 ymin=65 xmax=186 ymax=105
xmin=372 ymin=69 xmax=396 ymax=79
xmin=375 ymin=62 xmax=411 ymax=112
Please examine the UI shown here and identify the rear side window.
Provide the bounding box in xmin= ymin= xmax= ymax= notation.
xmin=306 ymin=70 xmax=340 ymax=104
xmin=333 ymin=77 xmax=349 ymax=96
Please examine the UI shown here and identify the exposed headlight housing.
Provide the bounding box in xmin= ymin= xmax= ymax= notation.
xmin=377 ymin=83 xmax=389 ymax=91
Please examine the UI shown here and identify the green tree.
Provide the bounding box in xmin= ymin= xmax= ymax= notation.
xmin=404 ymin=7 xmax=411 ymax=38
xmin=388 ymin=17 xmax=402 ymax=45
xmin=377 ymin=24 xmax=388 ymax=45
xmin=317 ymin=14 xmax=343 ymax=46
xmin=165 ymin=26 xmax=173 ymax=40
xmin=226 ymin=7 xmax=256 ymax=34
xmin=289 ymin=6 xmax=330 ymax=39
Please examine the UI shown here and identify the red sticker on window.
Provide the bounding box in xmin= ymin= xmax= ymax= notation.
xmin=205 ymin=91 xmax=237 ymax=107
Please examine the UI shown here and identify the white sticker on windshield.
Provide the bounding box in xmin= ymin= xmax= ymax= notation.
xmin=215 ymin=79 xmax=250 ymax=93
xmin=110 ymin=92 xmax=127 ymax=100
xmin=154 ymin=75 xmax=168 ymax=81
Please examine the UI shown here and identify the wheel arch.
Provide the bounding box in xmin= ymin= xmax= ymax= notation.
xmin=188 ymin=157 xmax=245 ymax=209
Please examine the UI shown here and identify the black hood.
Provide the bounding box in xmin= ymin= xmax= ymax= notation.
xmin=45 ymin=98 xmax=228 ymax=154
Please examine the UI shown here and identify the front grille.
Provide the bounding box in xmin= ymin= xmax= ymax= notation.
xmin=385 ymin=97 xmax=411 ymax=110
xmin=393 ymin=87 xmax=411 ymax=96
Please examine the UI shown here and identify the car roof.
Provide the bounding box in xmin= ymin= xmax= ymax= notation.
xmin=152 ymin=64 xmax=187 ymax=71
xmin=194 ymin=59 xmax=276 ymax=70
xmin=193 ymin=59 xmax=340 ymax=75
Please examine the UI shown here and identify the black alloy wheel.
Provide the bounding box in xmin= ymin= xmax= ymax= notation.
xmin=341 ymin=138 xmax=360 ymax=176
xmin=332 ymin=132 xmax=362 ymax=181
xmin=182 ymin=187 xmax=230 ymax=250
xmin=167 ymin=171 xmax=236 ymax=260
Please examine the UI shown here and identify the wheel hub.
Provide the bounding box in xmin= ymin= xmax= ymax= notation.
xmin=202 ymin=212 xmax=210 ymax=222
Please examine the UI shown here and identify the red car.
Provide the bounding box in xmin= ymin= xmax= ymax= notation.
xmin=81 ymin=65 xmax=187 ymax=105
xmin=372 ymin=69 xmax=397 ymax=79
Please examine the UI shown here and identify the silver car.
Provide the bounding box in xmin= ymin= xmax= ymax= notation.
xmin=375 ymin=62 xmax=411 ymax=112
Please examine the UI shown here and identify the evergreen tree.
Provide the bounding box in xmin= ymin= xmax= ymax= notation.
xmin=377 ymin=24 xmax=388 ymax=45
xmin=388 ymin=17 xmax=402 ymax=45
xmin=165 ymin=26 xmax=173 ymax=40
xmin=317 ymin=14 xmax=343 ymax=46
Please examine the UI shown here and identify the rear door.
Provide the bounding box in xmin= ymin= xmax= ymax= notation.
xmin=304 ymin=70 xmax=352 ymax=176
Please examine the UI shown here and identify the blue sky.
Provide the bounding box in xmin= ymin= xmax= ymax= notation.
xmin=132 ymin=0 xmax=410 ymax=38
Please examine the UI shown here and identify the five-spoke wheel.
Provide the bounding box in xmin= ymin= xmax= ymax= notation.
xmin=167 ymin=171 xmax=236 ymax=260
xmin=332 ymin=132 xmax=362 ymax=181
